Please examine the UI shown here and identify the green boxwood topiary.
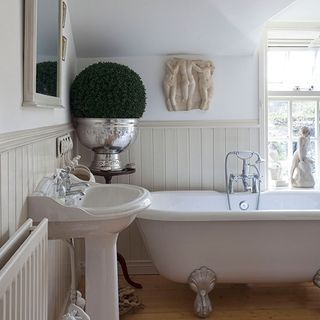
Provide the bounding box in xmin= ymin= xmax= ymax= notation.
xmin=70 ymin=62 xmax=146 ymax=118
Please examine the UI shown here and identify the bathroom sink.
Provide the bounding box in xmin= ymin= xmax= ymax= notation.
xmin=28 ymin=177 xmax=151 ymax=320
xmin=28 ymin=182 xmax=151 ymax=238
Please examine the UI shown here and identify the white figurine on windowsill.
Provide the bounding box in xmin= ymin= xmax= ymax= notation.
xmin=290 ymin=126 xmax=315 ymax=188
xmin=268 ymin=143 xmax=288 ymax=187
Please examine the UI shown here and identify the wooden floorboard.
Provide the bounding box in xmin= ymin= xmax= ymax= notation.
xmin=119 ymin=275 xmax=320 ymax=320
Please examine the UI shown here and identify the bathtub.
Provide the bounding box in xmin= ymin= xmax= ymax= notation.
xmin=137 ymin=190 xmax=320 ymax=316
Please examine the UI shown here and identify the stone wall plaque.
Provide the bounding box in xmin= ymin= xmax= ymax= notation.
xmin=163 ymin=57 xmax=215 ymax=111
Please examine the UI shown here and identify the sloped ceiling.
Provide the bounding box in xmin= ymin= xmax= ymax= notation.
xmin=68 ymin=0 xmax=296 ymax=57
xmin=271 ymin=0 xmax=320 ymax=21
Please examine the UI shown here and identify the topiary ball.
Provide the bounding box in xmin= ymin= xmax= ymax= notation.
xmin=70 ymin=62 xmax=146 ymax=118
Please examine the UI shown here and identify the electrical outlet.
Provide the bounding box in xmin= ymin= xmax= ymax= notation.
xmin=56 ymin=133 xmax=73 ymax=157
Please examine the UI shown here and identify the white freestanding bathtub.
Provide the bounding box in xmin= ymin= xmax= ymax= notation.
xmin=137 ymin=190 xmax=320 ymax=317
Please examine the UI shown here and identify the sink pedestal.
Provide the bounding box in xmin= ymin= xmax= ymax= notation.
xmin=85 ymin=234 xmax=119 ymax=320
xmin=28 ymin=180 xmax=151 ymax=319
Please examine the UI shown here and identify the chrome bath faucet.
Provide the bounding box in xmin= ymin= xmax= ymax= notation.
xmin=226 ymin=151 xmax=264 ymax=194
xmin=225 ymin=151 xmax=264 ymax=210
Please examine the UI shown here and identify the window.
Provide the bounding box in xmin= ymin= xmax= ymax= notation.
xmin=266 ymin=30 xmax=320 ymax=188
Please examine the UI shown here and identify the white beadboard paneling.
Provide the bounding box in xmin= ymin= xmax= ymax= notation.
xmin=213 ymin=128 xmax=226 ymax=191
xmin=15 ymin=148 xmax=23 ymax=229
xmin=140 ymin=128 xmax=154 ymax=190
xmin=129 ymin=131 xmax=142 ymax=186
xmin=249 ymin=128 xmax=260 ymax=152
xmin=117 ymin=151 xmax=131 ymax=258
xmin=75 ymin=123 xmax=261 ymax=274
xmin=0 ymin=126 xmax=73 ymax=320
xmin=177 ymin=128 xmax=190 ymax=190
xmin=27 ymin=144 xmax=34 ymax=193
xmin=8 ymin=150 xmax=16 ymax=235
xmin=250 ymin=128 xmax=264 ymax=183
xmin=226 ymin=128 xmax=239 ymax=191
xmin=237 ymin=128 xmax=251 ymax=151
xmin=118 ymin=126 xmax=260 ymax=273
xmin=153 ymin=128 xmax=166 ymax=191
xmin=201 ymin=128 xmax=214 ymax=190
xmin=165 ymin=128 xmax=178 ymax=190
xmin=189 ymin=128 xmax=202 ymax=189
xmin=21 ymin=146 xmax=29 ymax=228
xmin=0 ymin=124 xmax=73 ymax=153
xmin=0 ymin=152 xmax=9 ymax=244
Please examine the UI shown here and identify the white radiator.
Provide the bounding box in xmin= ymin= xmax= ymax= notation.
xmin=0 ymin=218 xmax=48 ymax=320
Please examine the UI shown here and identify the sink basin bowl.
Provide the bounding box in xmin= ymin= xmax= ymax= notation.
xmin=28 ymin=181 xmax=151 ymax=238
xmin=28 ymin=174 xmax=151 ymax=320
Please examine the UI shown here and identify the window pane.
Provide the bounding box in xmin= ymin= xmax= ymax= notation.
xmin=268 ymin=141 xmax=289 ymax=182
xmin=268 ymin=101 xmax=288 ymax=138
xmin=268 ymin=141 xmax=288 ymax=161
xmin=292 ymin=101 xmax=316 ymax=137
xmin=310 ymin=140 xmax=317 ymax=174
xmin=268 ymin=49 xmax=320 ymax=91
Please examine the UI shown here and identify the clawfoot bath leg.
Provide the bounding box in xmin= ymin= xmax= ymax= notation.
xmin=188 ymin=266 xmax=217 ymax=318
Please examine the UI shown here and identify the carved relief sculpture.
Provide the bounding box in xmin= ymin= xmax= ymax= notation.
xmin=290 ymin=126 xmax=315 ymax=188
xmin=163 ymin=58 xmax=214 ymax=111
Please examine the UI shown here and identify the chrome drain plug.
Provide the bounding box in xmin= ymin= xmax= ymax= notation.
xmin=239 ymin=201 xmax=249 ymax=211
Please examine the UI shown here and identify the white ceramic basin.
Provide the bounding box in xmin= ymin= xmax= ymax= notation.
xmin=28 ymin=182 xmax=151 ymax=238
xmin=28 ymin=177 xmax=151 ymax=320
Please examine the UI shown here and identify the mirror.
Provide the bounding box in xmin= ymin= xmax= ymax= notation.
xmin=23 ymin=0 xmax=63 ymax=108
xmin=36 ymin=0 xmax=59 ymax=97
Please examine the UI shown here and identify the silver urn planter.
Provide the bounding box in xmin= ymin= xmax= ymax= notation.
xmin=74 ymin=118 xmax=138 ymax=171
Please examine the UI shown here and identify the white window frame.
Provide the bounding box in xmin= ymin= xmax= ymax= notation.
xmin=268 ymin=96 xmax=320 ymax=184
xmin=260 ymin=22 xmax=320 ymax=189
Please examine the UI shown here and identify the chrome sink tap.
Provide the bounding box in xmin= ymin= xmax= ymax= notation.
xmin=55 ymin=168 xmax=89 ymax=198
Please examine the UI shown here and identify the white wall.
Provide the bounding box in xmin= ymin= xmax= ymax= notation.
xmin=0 ymin=127 xmax=74 ymax=320
xmin=0 ymin=1 xmax=77 ymax=319
xmin=0 ymin=0 xmax=76 ymax=134
xmin=77 ymin=54 xmax=259 ymax=121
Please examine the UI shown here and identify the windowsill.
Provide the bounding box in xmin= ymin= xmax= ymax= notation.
xmin=268 ymin=91 xmax=320 ymax=97
xmin=267 ymin=185 xmax=320 ymax=191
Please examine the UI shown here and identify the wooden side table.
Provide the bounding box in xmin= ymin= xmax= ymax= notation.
xmin=91 ymin=167 xmax=142 ymax=289
xmin=91 ymin=168 xmax=136 ymax=184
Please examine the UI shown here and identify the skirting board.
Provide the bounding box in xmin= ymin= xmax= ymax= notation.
xmin=119 ymin=260 xmax=159 ymax=275
xmin=79 ymin=260 xmax=158 ymax=276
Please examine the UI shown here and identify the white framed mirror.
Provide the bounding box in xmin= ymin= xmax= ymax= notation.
xmin=23 ymin=0 xmax=64 ymax=108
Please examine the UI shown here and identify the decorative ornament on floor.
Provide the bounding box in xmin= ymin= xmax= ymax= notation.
xmin=119 ymin=287 xmax=144 ymax=315
xmin=71 ymin=62 xmax=146 ymax=171
xmin=163 ymin=57 xmax=214 ymax=112
xmin=290 ymin=126 xmax=315 ymax=188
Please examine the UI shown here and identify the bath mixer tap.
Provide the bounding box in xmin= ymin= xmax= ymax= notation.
xmin=226 ymin=151 xmax=264 ymax=194
xmin=225 ymin=151 xmax=264 ymax=210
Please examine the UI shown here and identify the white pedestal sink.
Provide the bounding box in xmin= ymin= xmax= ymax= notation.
xmin=28 ymin=180 xmax=151 ymax=320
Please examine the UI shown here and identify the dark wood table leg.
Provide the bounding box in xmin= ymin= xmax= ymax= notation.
xmin=117 ymin=253 xmax=143 ymax=289
xmin=104 ymin=176 xmax=112 ymax=184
